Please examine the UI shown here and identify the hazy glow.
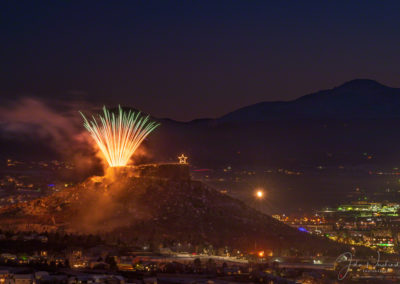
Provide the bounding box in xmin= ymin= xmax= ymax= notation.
xmin=81 ymin=106 xmax=160 ymax=167
xmin=256 ymin=190 xmax=264 ymax=198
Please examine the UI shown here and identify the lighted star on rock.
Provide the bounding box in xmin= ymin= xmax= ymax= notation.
xmin=178 ymin=154 xmax=188 ymax=164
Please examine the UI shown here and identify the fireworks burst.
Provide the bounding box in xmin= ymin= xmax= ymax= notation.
xmin=80 ymin=106 xmax=160 ymax=167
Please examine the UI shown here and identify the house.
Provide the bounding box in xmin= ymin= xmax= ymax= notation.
xmin=34 ymin=271 xmax=49 ymax=280
xmin=40 ymin=275 xmax=68 ymax=283
xmin=0 ymin=270 xmax=13 ymax=284
xmin=14 ymin=274 xmax=35 ymax=284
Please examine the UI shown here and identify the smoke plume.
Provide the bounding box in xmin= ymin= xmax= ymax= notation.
xmin=0 ymin=97 xmax=103 ymax=178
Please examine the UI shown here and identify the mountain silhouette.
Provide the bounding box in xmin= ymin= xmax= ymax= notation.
xmin=219 ymin=79 xmax=400 ymax=122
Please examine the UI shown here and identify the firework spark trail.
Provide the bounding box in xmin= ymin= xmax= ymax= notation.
xmin=80 ymin=106 xmax=160 ymax=167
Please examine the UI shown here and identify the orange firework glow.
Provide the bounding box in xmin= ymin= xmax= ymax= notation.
xmin=80 ymin=106 xmax=160 ymax=167
xmin=255 ymin=188 xmax=265 ymax=199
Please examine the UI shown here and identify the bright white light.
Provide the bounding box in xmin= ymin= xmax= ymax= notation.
xmin=255 ymin=188 xmax=265 ymax=199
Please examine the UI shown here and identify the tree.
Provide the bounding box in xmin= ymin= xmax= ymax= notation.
xmin=105 ymin=255 xmax=117 ymax=270
xmin=193 ymin=258 xmax=202 ymax=273
xmin=206 ymin=258 xmax=216 ymax=273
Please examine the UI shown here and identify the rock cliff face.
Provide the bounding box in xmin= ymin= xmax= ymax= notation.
xmin=136 ymin=163 xmax=190 ymax=180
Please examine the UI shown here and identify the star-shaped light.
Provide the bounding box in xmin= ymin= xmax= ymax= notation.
xmin=178 ymin=154 xmax=188 ymax=164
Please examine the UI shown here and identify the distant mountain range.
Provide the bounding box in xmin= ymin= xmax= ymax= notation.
xmin=218 ymin=79 xmax=400 ymax=122
xmin=3 ymin=79 xmax=400 ymax=166
xmin=148 ymin=79 xmax=400 ymax=167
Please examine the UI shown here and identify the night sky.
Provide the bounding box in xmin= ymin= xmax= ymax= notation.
xmin=2 ymin=1 xmax=400 ymax=121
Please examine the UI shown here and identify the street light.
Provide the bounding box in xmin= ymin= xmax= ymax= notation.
xmin=255 ymin=188 xmax=265 ymax=199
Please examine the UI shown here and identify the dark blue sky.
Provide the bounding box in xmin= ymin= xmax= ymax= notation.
xmin=1 ymin=1 xmax=400 ymax=120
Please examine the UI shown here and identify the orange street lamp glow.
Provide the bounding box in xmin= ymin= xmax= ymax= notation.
xmin=255 ymin=189 xmax=264 ymax=199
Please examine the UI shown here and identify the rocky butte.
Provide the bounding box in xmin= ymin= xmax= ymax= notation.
xmin=0 ymin=163 xmax=355 ymax=255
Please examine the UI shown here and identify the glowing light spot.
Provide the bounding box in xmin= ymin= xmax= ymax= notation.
xmin=178 ymin=154 xmax=188 ymax=164
xmin=81 ymin=106 xmax=160 ymax=167
xmin=255 ymin=189 xmax=264 ymax=199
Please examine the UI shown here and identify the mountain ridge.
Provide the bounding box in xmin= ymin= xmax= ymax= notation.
xmin=216 ymin=79 xmax=400 ymax=122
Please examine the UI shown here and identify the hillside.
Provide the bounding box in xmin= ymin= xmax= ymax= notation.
xmin=0 ymin=165 xmax=349 ymax=256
